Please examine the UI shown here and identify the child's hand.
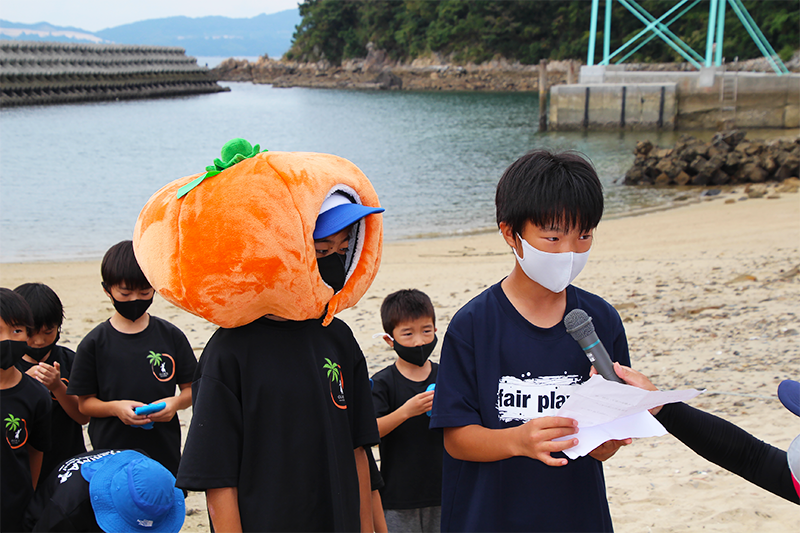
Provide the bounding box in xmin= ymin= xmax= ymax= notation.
xmin=147 ymin=397 xmax=178 ymax=423
xmin=514 ymin=417 xmax=579 ymax=466
xmin=588 ymin=438 xmax=632 ymax=461
xmin=114 ymin=400 xmax=151 ymax=426
xmin=29 ymin=361 xmax=63 ymax=391
xmin=592 ymin=363 xmax=662 ymax=415
xmin=402 ymin=390 xmax=435 ymax=418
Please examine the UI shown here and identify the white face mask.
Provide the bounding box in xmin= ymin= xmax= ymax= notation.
xmin=513 ymin=234 xmax=590 ymax=293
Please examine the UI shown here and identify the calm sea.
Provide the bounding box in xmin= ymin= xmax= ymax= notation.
xmin=2 ymin=81 xmax=694 ymax=263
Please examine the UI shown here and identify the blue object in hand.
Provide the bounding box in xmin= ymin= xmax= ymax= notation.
xmin=134 ymin=402 xmax=166 ymax=429
xmin=426 ymin=383 xmax=436 ymax=417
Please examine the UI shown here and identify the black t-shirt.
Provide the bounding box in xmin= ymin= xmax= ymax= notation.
xmin=67 ymin=317 xmax=196 ymax=475
xmin=371 ymin=362 xmax=443 ymax=509
xmin=176 ymin=316 xmax=380 ymax=532
xmin=24 ymin=449 xmax=130 ymax=532
xmin=17 ymin=345 xmax=87 ymax=484
xmin=1 ymin=372 xmax=52 ymax=532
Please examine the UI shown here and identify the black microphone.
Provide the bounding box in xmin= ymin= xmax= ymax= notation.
xmin=564 ymin=309 xmax=625 ymax=383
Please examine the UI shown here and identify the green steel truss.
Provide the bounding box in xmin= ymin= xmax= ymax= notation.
xmin=587 ymin=0 xmax=789 ymax=75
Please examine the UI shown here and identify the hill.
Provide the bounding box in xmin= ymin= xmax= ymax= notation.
xmin=96 ymin=10 xmax=300 ymax=58
xmin=0 ymin=9 xmax=300 ymax=58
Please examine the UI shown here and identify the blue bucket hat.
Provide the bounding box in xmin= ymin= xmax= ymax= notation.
xmin=313 ymin=192 xmax=384 ymax=239
xmin=80 ymin=450 xmax=185 ymax=533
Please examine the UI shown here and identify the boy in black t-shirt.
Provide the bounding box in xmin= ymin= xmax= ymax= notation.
xmin=15 ymin=282 xmax=89 ymax=484
xmin=67 ymin=241 xmax=196 ymax=476
xmin=371 ymin=289 xmax=443 ymax=532
xmin=176 ymin=193 xmax=384 ymax=532
xmin=1 ymin=288 xmax=52 ymax=533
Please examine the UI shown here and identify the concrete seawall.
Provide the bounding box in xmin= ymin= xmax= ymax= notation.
xmin=549 ymin=65 xmax=800 ymax=130
xmin=0 ymin=40 xmax=229 ymax=107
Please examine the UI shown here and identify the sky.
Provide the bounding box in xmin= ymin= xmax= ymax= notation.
xmin=1 ymin=0 xmax=302 ymax=32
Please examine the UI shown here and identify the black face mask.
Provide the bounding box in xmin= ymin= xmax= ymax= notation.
xmin=393 ymin=335 xmax=438 ymax=367
xmin=26 ymin=331 xmax=60 ymax=362
xmin=318 ymin=253 xmax=346 ymax=293
xmin=111 ymin=296 xmax=153 ymax=322
xmin=1 ymin=339 xmax=29 ymax=370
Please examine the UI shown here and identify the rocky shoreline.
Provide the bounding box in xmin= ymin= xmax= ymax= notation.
xmin=212 ymin=48 xmax=800 ymax=92
xmin=624 ymin=131 xmax=800 ymax=188
xmin=213 ymin=54 xmax=574 ymax=91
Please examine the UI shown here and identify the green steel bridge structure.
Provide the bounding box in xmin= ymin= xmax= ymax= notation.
xmin=586 ymin=0 xmax=790 ymax=75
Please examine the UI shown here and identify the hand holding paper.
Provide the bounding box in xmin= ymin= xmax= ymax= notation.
xmin=555 ymin=375 xmax=703 ymax=459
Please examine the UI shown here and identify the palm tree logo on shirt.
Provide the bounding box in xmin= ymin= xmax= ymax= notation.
xmin=147 ymin=350 xmax=175 ymax=382
xmin=323 ymin=358 xmax=347 ymax=410
xmin=4 ymin=413 xmax=28 ymax=449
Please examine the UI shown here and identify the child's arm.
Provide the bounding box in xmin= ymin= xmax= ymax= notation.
xmin=354 ymin=446 xmax=373 ymax=533
xmin=77 ymin=394 xmax=150 ymax=426
xmin=28 ymin=445 xmax=44 ymax=489
xmin=443 ymin=417 xmax=579 ymax=467
xmin=27 ymin=361 xmax=89 ymax=425
xmin=376 ymin=389 xmax=434 ymax=437
xmin=148 ymin=382 xmax=193 ymax=423
xmin=207 ymin=487 xmax=242 ymax=533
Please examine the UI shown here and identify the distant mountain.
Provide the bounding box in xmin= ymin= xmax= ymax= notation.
xmin=0 ymin=9 xmax=300 ymax=58
xmin=0 ymin=20 xmax=105 ymax=44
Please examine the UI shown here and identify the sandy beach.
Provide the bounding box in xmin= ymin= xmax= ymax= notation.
xmin=1 ymin=190 xmax=798 ymax=531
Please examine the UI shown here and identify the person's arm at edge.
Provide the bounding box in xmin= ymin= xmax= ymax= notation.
xmin=28 ymin=445 xmax=44 ymax=489
xmin=207 ymin=487 xmax=242 ymax=532
xmin=355 ymin=446 xmax=373 ymax=532
xmin=52 ymin=382 xmax=90 ymax=425
xmin=443 ymin=418 xmax=579 ymax=467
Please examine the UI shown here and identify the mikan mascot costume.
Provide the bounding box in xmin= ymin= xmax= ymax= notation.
xmin=132 ymin=138 xmax=383 ymax=327
xmin=132 ymin=139 xmax=385 ymax=532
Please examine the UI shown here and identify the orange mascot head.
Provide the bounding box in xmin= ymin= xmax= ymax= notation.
xmin=133 ymin=139 xmax=383 ymax=328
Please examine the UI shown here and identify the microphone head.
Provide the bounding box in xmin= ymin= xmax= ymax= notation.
xmin=564 ymin=309 xmax=595 ymax=341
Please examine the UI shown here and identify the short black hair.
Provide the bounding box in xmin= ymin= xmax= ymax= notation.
xmin=14 ymin=283 xmax=64 ymax=332
xmin=381 ymin=289 xmax=435 ymax=335
xmin=101 ymin=240 xmax=151 ymax=291
xmin=0 ymin=287 xmax=34 ymax=332
xmin=496 ymin=149 xmax=604 ymax=236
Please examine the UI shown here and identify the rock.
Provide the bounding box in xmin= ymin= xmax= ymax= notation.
xmin=740 ymin=162 xmax=768 ymax=183
xmin=635 ymin=140 xmax=653 ymax=156
xmin=711 ymin=169 xmax=730 ymax=185
xmin=777 ymin=177 xmax=800 ymax=193
xmin=623 ymin=131 xmax=800 ymax=189
xmin=674 ymin=171 xmax=691 ymax=185
xmin=745 ymin=183 xmax=767 ymax=198
xmin=374 ymin=70 xmax=403 ymax=90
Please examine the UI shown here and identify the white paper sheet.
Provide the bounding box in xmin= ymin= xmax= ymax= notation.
xmin=554 ymin=375 xmax=703 ymax=459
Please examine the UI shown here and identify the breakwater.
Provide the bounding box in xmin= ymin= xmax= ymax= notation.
xmin=624 ymin=130 xmax=800 ymax=187
xmin=0 ymin=40 xmax=228 ymax=107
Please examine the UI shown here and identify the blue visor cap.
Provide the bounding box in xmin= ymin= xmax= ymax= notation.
xmin=778 ymin=380 xmax=800 ymax=417
xmin=313 ymin=202 xmax=384 ymax=239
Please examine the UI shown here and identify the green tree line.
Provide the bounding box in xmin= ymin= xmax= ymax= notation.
xmin=287 ymin=0 xmax=799 ymax=66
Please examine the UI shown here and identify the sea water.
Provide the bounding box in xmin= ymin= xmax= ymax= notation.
xmin=1 ymin=82 xmax=687 ymax=262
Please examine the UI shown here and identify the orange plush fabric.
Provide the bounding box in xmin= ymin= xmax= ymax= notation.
xmin=133 ymin=150 xmax=383 ymax=328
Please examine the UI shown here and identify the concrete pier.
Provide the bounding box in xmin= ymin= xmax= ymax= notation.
xmin=0 ymin=40 xmax=228 ymax=107
xmin=549 ymin=65 xmax=800 ymax=130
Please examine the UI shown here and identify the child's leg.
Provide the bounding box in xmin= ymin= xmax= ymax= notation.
xmin=372 ymin=490 xmax=388 ymax=533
